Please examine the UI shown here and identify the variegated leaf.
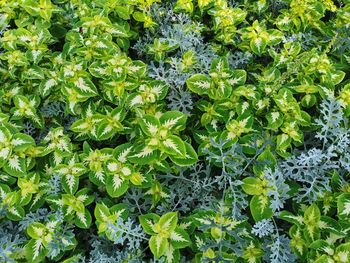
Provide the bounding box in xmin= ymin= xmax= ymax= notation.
xmin=140 ymin=115 xmax=160 ymax=136
xmin=170 ymin=227 xmax=191 ymax=249
xmin=3 ymin=155 xmax=26 ymax=177
xmin=161 ymin=135 xmax=186 ymax=157
xmin=139 ymin=213 xmax=160 ymax=235
xmin=148 ymin=80 xmax=169 ymax=100
xmin=72 ymin=77 xmax=98 ymax=96
xmin=158 ymin=212 xmax=178 ymax=233
xmin=279 ymin=211 xmax=304 ymax=226
xmin=149 ymin=235 xmax=168 ymax=259
xmin=94 ymin=203 xmax=111 ymax=222
xmin=62 ymin=174 xmax=79 ymax=194
xmin=250 ymin=37 xmax=267 ymax=55
xmin=39 ymin=78 xmax=57 ymax=97
xmin=75 ymin=209 xmax=92 ymax=229
xmin=96 ymin=122 xmax=118 ymax=140
xmin=227 ymin=69 xmax=247 ymax=86
xmin=266 ymin=111 xmax=283 ymax=130
xmin=11 ymin=133 xmax=35 ymax=151
xmin=186 ymin=74 xmax=212 ymax=95
xmin=250 ymin=195 xmax=273 ymax=222
xmin=338 ymin=193 xmax=350 ymax=220
xmin=25 ymin=239 xmax=46 ymax=262
xmin=106 ymin=174 xmax=129 ymax=198
xmin=169 ymin=142 xmax=198 ymax=166
xmin=7 ymin=205 xmax=25 ymax=221
xmin=89 ymin=61 xmax=109 ymax=78
xmin=159 ymin=111 xmax=187 ymax=132
xmin=129 ymin=144 xmax=159 ymax=165
xmin=127 ymin=60 xmax=147 ymax=77
xmin=113 ymin=143 xmax=133 ymax=163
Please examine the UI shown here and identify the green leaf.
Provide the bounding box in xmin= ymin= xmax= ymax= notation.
xmin=267 ymin=29 xmax=284 ymax=45
xmin=62 ymin=174 xmax=79 ymax=194
xmin=75 ymin=209 xmax=92 ymax=229
xmin=321 ymin=70 xmax=346 ymax=86
xmin=89 ymin=62 xmax=109 ymax=78
xmin=128 ymin=60 xmax=147 ymax=78
xmin=105 ymin=174 xmax=129 ymax=198
xmin=304 ymin=204 xmax=321 ymax=226
xmin=113 ymin=143 xmax=133 ymax=163
xmin=27 ymin=222 xmax=46 ymax=239
xmin=253 ymin=148 xmax=277 ymax=176
xmin=71 ymin=77 xmax=98 ymax=96
xmin=158 ymin=212 xmax=178 ymax=233
xmin=334 ymin=242 xmax=350 ymax=262
xmin=6 ymin=205 xmax=25 ymax=221
xmin=250 ymin=195 xmax=273 ymax=221
xmin=266 ymin=111 xmax=283 ymax=130
xmin=3 ymin=155 xmax=27 ymax=177
xmin=313 ymin=255 xmax=332 ymax=263
xmin=160 ymin=111 xmax=187 ymax=132
xmin=149 ymin=235 xmax=168 ymax=259
xmin=133 ymin=11 xmax=146 ymax=22
xmin=309 ymin=239 xmax=331 ymax=251
xmin=139 ymin=213 xmax=160 ymax=235
xmin=337 ymin=193 xmax=350 ymax=220
xmin=164 ymin=244 xmax=181 ymax=263
xmin=319 ymin=216 xmax=343 ymax=235
xmin=186 ymin=74 xmax=213 ymax=95
xmin=140 ymin=115 xmax=160 ymax=136
xmin=276 ymin=134 xmax=292 ymax=153
xmin=210 ymin=57 xmax=229 ymax=73
xmin=227 ymin=70 xmax=247 ymax=86
xmin=250 ymin=37 xmax=267 ymax=55
xmin=25 ymin=239 xmax=47 ymax=263
xmin=12 ymin=133 xmax=35 ymax=151
xmin=129 ymin=144 xmax=160 ymax=165
xmin=110 ymin=204 xmax=128 ymax=220
xmin=94 ymin=203 xmax=111 ymax=222
xmin=161 ymin=135 xmax=186 ymax=157
xmin=23 ymin=66 xmax=44 ymax=79
xmin=96 ymin=122 xmax=118 ymax=140
xmin=279 ymin=211 xmax=304 ymax=226
xmin=212 ymin=80 xmax=232 ymax=99
xmin=70 ymin=119 xmax=91 ymax=134
xmin=296 ymin=111 xmax=312 ymax=126
xmin=241 ymin=177 xmax=263 ymax=195
xmin=170 ymin=227 xmax=191 ymax=249
xmin=169 ymin=142 xmax=198 ymax=166
xmin=39 ymin=78 xmax=58 ymax=97
xmin=150 ymin=81 xmax=169 ymax=100
xmin=301 ymin=94 xmax=317 ymax=108
xmin=304 ymin=204 xmax=321 ymax=241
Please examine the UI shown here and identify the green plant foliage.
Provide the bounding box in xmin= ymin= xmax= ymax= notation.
xmin=1 ymin=0 xmax=350 ymax=262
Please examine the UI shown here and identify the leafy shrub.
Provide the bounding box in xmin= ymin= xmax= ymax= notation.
xmin=1 ymin=0 xmax=350 ymax=262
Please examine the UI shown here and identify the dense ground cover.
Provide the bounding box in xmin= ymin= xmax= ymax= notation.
xmin=1 ymin=0 xmax=350 ymax=262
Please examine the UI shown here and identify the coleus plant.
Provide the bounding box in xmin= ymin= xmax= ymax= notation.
xmin=48 ymin=187 xmax=94 ymax=229
xmin=0 ymin=125 xmax=39 ymax=177
xmin=24 ymin=218 xmax=77 ymax=262
xmin=130 ymin=110 xmax=198 ymax=166
xmin=1 ymin=0 xmax=350 ymax=262
xmin=279 ymin=203 xmax=350 ymax=263
xmin=139 ymin=211 xmax=191 ymax=262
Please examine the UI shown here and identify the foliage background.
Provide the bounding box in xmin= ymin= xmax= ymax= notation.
xmin=0 ymin=0 xmax=350 ymax=262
